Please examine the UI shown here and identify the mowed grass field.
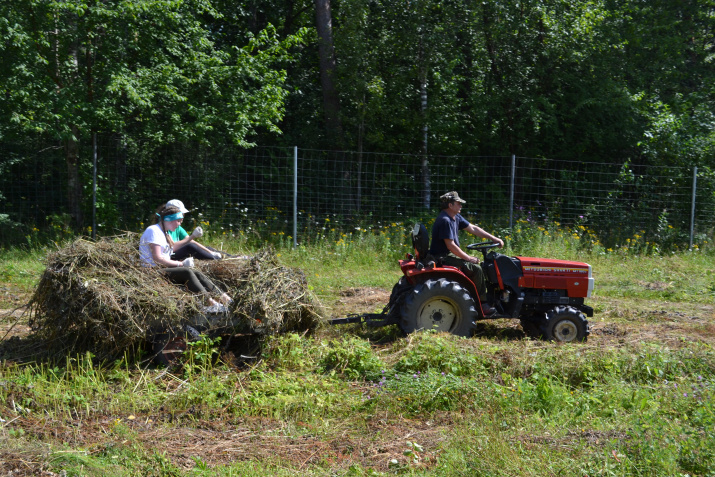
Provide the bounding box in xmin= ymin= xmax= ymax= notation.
xmin=1 ymin=222 xmax=714 ymax=476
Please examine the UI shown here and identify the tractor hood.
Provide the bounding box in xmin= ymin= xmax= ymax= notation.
xmin=516 ymin=257 xmax=594 ymax=298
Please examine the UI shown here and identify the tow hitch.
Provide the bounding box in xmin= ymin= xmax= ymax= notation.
xmin=329 ymin=312 xmax=399 ymax=328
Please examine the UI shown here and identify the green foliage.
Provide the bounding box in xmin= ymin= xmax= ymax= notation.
xmin=1 ymin=0 xmax=715 ymax=245
xmin=262 ymin=333 xmax=319 ymax=371
xmin=366 ymin=369 xmax=482 ymax=415
xmin=2 ymin=0 xmax=711 ymax=162
xmin=393 ymin=331 xmax=493 ymax=377
xmin=0 ymin=0 xmax=307 ymax=233
xmin=181 ymin=334 xmax=222 ymax=377
xmin=0 ymin=0 xmax=303 ymax=146
xmin=318 ymin=337 xmax=385 ymax=380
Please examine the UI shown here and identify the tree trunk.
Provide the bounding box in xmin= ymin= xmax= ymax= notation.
xmin=314 ymin=0 xmax=342 ymax=144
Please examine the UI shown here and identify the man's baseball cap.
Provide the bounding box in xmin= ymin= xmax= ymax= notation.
xmin=440 ymin=191 xmax=466 ymax=204
xmin=166 ymin=199 xmax=190 ymax=213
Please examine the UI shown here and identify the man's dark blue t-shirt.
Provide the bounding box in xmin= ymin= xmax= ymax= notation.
xmin=429 ymin=211 xmax=470 ymax=256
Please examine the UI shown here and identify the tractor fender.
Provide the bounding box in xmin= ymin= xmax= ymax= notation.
xmin=405 ymin=267 xmax=480 ymax=301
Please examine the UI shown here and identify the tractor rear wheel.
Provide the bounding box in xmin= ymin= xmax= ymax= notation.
xmin=388 ymin=277 xmax=412 ymax=311
xmin=540 ymin=306 xmax=589 ymax=343
xmin=400 ymin=278 xmax=476 ymax=337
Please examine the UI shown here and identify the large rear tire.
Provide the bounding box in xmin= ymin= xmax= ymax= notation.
xmin=388 ymin=277 xmax=412 ymax=310
xmin=400 ymin=278 xmax=476 ymax=337
xmin=540 ymin=306 xmax=589 ymax=343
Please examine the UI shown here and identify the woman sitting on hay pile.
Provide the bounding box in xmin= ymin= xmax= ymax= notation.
xmin=164 ymin=199 xmax=226 ymax=261
xmin=139 ymin=203 xmax=232 ymax=313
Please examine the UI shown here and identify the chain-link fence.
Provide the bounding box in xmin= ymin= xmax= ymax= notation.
xmin=1 ymin=139 xmax=713 ymax=248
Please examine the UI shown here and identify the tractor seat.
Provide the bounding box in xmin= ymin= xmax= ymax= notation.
xmin=411 ymin=223 xmax=435 ymax=268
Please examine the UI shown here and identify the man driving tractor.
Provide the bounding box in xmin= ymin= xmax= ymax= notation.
xmin=428 ymin=191 xmax=504 ymax=316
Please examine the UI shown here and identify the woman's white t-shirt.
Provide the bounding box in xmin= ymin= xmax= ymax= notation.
xmin=139 ymin=224 xmax=172 ymax=267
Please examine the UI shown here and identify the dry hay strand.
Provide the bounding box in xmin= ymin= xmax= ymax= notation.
xmin=26 ymin=236 xmax=322 ymax=361
xmin=198 ymin=248 xmax=323 ymax=335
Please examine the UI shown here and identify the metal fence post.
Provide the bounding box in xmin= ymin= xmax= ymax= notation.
xmin=509 ymin=154 xmax=515 ymax=230
xmin=293 ymin=146 xmax=298 ymax=248
xmin=690 ymin=166 xmax=697 ymax=250
xmin=92 ymin=133 xmax=97 ymax=240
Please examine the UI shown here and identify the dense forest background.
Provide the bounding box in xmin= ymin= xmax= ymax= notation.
xmin=1 ymin=0 xmax=714 ymax=242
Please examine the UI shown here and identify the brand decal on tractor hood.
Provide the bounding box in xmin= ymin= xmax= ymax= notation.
xmin=523 ymin=266 xmax=589 ymax=274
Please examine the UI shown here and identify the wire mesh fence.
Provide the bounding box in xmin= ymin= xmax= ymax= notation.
xmin=1 ymin=139 xmax=713 ymax=249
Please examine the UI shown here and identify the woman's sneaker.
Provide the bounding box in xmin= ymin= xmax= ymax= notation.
xmin=202 ymin=304 xmax=228 ymax=314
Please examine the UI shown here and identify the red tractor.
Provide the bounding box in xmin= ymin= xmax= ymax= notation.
xmin=333 ymin=224 xmax=594 ymax=342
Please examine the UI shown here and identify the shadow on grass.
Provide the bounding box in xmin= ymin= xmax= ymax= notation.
xmin=472 ymin=320 xmax=530 ymax=341
xmin=328 ymin=319 xmax=533 ymax=343
xmin=0 ymin=334 xmax=53 ymax=364
xmin=0 ymin=331 xmax=151 ymax=366
xmin=0 ymin=329 xmax=265 ymax=370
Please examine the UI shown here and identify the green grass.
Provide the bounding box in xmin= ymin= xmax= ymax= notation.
xmin=0 ymin=246 xmax=47 ymax=308
xmin=1 ymin=222 xmax=715 ymax=475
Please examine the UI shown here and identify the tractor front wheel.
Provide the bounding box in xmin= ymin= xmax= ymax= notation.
xmin=400 ymin=278 xmax=476 ymax=337
xmin=540 ymin=306 xmax=589 ymax=343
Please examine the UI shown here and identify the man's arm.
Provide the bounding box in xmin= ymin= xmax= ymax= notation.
xmin=444 ymin=239 xmax=479 ymax=263
xmin=465 ymin=224 xmax=504 ymax=248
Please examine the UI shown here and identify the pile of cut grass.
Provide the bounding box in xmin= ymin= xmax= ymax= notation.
xmin=24 ymin=235 xmax=322 ymax=361
xmin=205 ymin=249 xmax=323 ymax=335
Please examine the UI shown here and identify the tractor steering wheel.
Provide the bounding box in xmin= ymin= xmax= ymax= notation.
xmin=466 ymin=241 xmax=502 ymax=259
xmin=466 ymin=241 xmax=501 ymax=252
